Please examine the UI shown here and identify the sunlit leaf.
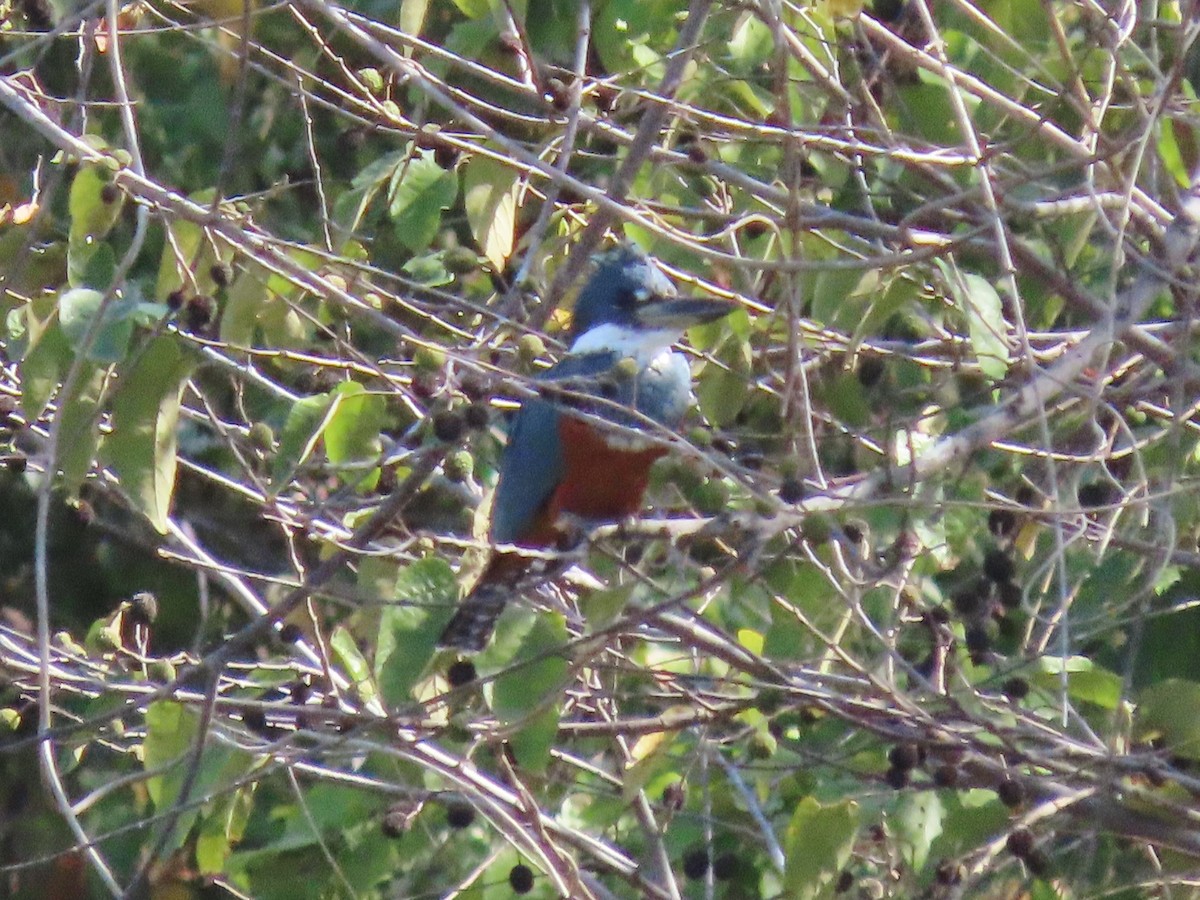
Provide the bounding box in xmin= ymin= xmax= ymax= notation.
xmin=270 ymin=391 xmax=338 ymax=491
xmin=387 ymin=151 xmax=458 ymax=252
xmin=103 ymin=336 xmax=195 ymax=533
xmin=783 ymin=796 xmax=859 ymax=898
xmin=491 ymin=614 xmax=569 ymax=772
xmin=375 ymin=557 xmax=458 ymax=706
xmin=463 ymin=154 xmax=519 ymax=269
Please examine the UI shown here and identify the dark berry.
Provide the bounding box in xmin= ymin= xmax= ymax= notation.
xmin=240 ymin=706 xmax=266 ymax=734
xmin=432 ymin=410 xmax=465 ymax=443
xmin=6 ymin=453 xmax=27 ymax=474
xmin=681 ymin=847 xmax=709 ymax=880
xmin=712 ymin=852 xmax=738 ymax=881
xmin=873 ymin=0 xmax=906 ymax=20
xmin=128 ymin=591 xmax=158 ymax=626
xmin=952 ymin=582 xmax=989 ymax=618
xmin=927 ymin=605 xmax=951 ymax=625
xmin=99 ymin=182 xmax=120 ymax=205
xmin=835 ymin=869 xmax=855 ymax=892
xmin=778 ymin=478 xmax=805 ymax=504
xmin=508 ymin=863 xmax=534 ymax=893
xmin=459 ymin=373 xmax=489 ymax=401
xmin=988 ymin=507 xmax=1017 ymax=538
xmin=662 ymin=781 xmax=686 ymax=810
xmin=934 ymin=860 xmax=963 ymax=885
xmin=1006 ymin=827 xmax=1035 ymax=858
xmin=686 ymin=142 xmax=709 ymax=164
xmin=857 ymin=356 xmax=885 ymax=387
xmin=983 ymin=548 xmax=1015 ymax=583
xmin=712 ymin=436 xmax=736 ymax=456
xmin=885 ymin=765 xmax=910 ymax=789
xmin=965 ymin=623 xmax=992 ymax=656
xmin=997 ymin=777 xmax=1024 ymax=808
xmin=446 ymin=660 xmax=477 ymax=687
xmin=997 ymin=580 xmax=1022 ymax=609
xmin=166 ymin=288 xmax=186 ymax=310
xmin=1025 ymin=848 xmax=1050 ymax=878
xmin=545 ymin=77 xmax=569 ymax=111
xmin=739 ymin=449 xmax=764 ymax=471
xmin=445 ymin=800 xmax=475 ymax=829
xmin=933 ymin=764 xmax=959 ymax=788
xmin=888 ymin=744 xmax=920 ymax=771
xmin=433 ymin=143 xmax=460 ymax=169
xmin=742 ymin=219 xmax=768 ymax=240
xmin=381 ymin=811 xmax=406 ymax=839
xmin=463 ymin=401 xmax=490 ymax=430
xmin=842 ymin=520 xmax=864 ymax=545
xmin=290 ymin=680 xmax=310 ymax=705
xmin=278 ymin=623 xmax=303 ymax=644
xmin=184 ymin=294 xmax=215 ymax=331
xmin=1002 ymin=677 xmax=1029 ymax=701
xmin=1015 ymin=484 xmax=1037 ymax=506
xmin=593 ymin=83 xmax=618 ymax=113
xmin=209 ymin=263 xmax=231 ymax=288
xmin=411 ymin=371 xmax=439 ymax=400
xmin=497 ymin=30 xmax=521 ymax=53
xmin=1077 ymin=482 xmax=1109 ymax=508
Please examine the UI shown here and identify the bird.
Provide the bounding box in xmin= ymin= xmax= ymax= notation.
xmin=437 ymin=244 xmax=737 ymax=651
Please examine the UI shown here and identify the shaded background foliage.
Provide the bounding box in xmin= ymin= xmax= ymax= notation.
xmin=1 ymin=0 xmax=1200 ymax=896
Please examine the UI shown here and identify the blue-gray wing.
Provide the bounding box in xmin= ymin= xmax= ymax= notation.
xmin=489 ymin=353 xmax=617 ymax=544
xmin=489 ymin=350 xmax=692 ymax=543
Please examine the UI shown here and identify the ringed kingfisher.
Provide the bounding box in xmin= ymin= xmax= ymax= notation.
xmin=438 ymin=244 xmax=736 ymax=651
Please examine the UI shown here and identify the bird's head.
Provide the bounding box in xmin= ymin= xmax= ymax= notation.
xmin=568 ymin=245 xmax=736 ymax=355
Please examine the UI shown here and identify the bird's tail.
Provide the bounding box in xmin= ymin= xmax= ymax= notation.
xmin=438 ymin=580 xmax=511 ymax=651
xmin=438 ymin=553 xmax=528 ymax=651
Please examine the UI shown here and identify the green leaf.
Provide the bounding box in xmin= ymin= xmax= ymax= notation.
xmin=154 ymin=191 xmax=229 ymax=299
xmin=144 ymin=700 xmax=256 ymax=856
xmin=375 ymin=557 xmax=459 ymax=707
xmin=331 ymin=625 xmax=376 ymax=706
xmin=68 ymin=165 xmax=123 ymax=245
xmin=783 ymin=796 xmax=859 ymax=898
xmin=398 ymin=0 xmax=428 ymax=35
xmin=333 ymin=150 xmax=405 ymax=234
xmin=1031 ymin=656 xmax=1123 ymax=710
xmin=821 ymin=370 xmax=870 ymax=428
xmin=324 ymin=381 xmax=385 ymax=491
xmin=491 ymin=614 xmax=569 ymax=772
xmin=402 ymin=252 xmax=454 ymax=287
xmin=219 ymin=263 xmax=268 ymax=347
xmin=103 ymin=336 xmax=195 ymax=533
xmin=59 ymin=287 xmax=136 ymax=364
xmin=1136 ymin=679 xmax=1200 ymax=759
xmin=19 ymin=301 xmax=71 ymax=418
xmin=197 ymin=785 xmax=255 ymax=875
xmin=67 ymin=238 xmax=116 ymax=290
xmin=270 ymin=391 xmax=338 ymax=491
xmin=949 ymin=270 xmax=1009 ymax=380
xmin=55 ymin=363 xmax=106 ymax=493
xmin=387 ymin=151 xmax=458 ymax=253
xmin=451 ymin=0 xmax=489 ymax=17
xmin=892 ymin=790 xmax=944 ymax=871
xmin=145 ymin=700 xmax=198 ymax=809
xmin=695 ymin=340 xmax=751 ymax=427
xmin=463 ymin=154 xmax=519 ymax=269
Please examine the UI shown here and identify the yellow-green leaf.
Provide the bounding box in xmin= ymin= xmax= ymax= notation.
xmin=783 ymin=796 xmax=859 ymax=898
xmin=104 ymin=336 xmax=195 ymax=532
xmin=463 ymin=154 xmax=519 ymax=270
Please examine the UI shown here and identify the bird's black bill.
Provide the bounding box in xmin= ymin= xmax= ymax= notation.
xmin=636 ymin=296 xmax=738 ymax=330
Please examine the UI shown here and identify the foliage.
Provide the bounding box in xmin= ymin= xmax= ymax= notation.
xmin=0 ymin=0 xmax=1199 ymax=897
